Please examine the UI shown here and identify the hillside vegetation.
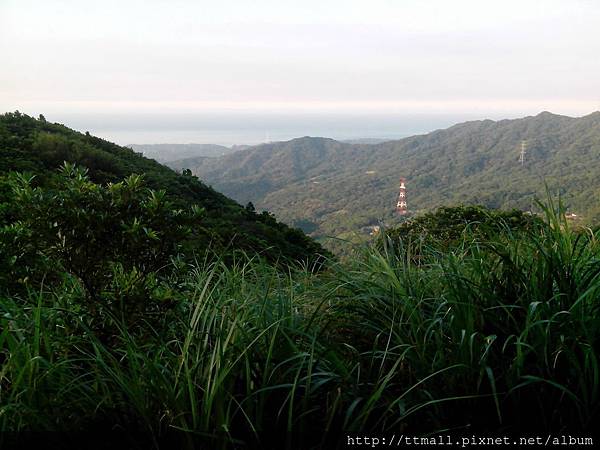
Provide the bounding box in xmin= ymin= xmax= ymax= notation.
xmin=0 ymin=112 xmax=328 ymax=265
xmin=1 ymin=191 xmax=599 ymax=448
xmin=1 ymin=112 xmax=599 ymax=448
xmin=174 ymin=112 xmax=600 ymax=246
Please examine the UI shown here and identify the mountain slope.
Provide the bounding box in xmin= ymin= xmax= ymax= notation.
xmin=171 ymin=112 xmax=600 ymax=243
xmin=0 ymin=112 xmax=328 ymax=264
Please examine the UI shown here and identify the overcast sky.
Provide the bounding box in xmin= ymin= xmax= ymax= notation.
xmin=1 ymin=0 xmax=600 ymax=118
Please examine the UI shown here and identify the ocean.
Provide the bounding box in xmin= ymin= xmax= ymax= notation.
xmin=51 ymin=112 xmax=503 ymax=146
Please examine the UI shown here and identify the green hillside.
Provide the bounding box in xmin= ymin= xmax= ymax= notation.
xmin=2 ymin=111 xmax=599 ymax=446
xmin=173 ymin=111 xmax=600 ymax=246
xmin=0 ymin=112 xmax=328 ymax=265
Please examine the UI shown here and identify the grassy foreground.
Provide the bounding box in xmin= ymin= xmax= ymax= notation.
xmin=1 ymin=203 xmax=599 ymax=449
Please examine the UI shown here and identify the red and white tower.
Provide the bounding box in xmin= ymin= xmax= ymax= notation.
xmin=396 ymin=177 xmax=407 ymax=215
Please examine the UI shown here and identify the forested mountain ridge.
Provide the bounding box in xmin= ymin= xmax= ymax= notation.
xmin=170 ymin=136 xmax=351 ymax=205
xmin=172 ymin=111 xmax=600 ymax=242
xmin=0 ymin=112 xmax=328 ymax=264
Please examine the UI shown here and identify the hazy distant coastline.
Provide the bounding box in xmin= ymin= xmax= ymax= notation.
xmin=49 ymin=112 xmax=504 ymax=146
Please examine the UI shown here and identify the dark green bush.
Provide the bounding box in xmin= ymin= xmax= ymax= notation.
xmin=0 ymin=163 xmax=201 ymax=327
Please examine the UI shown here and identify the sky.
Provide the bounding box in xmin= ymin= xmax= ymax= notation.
xmin=1 ymin=0 xmax=600 ymax=143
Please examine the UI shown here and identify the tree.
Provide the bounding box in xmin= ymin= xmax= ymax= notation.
xmin=0 ymin=163 xmax=204 ymax=320
xmin=382 ymin=205 xmax=542 ymax=253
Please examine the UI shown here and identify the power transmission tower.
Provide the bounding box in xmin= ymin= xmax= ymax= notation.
xmin=396 ymin=177 xmax=407 ymax=215
xmin=519 ymin=140 xmax=528 ymax=166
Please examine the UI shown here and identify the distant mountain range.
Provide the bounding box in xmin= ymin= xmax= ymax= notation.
xmin=167 ymin=112 xmax=600 ymax=246
xmin=131 ymin=140 xmax=391 ymax=164
xmin=340 ymin=138 xmax=392 ymax=145
xmin=129 ymin=143 xmax=245 ymax=163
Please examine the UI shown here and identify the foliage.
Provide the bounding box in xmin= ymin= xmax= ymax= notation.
xmin=1 ymin=111 xmax=599 ymax=447
xmin=322 ymin=199 xmax=600 ymax=434
xmin=179 ymin=112 xmax=600 ymax=249
xmin=1 ymin=198 xmax=599 ymax=448
xmin=0 ymin=163 xmax=200 ymax=330
xmin=382 ymin=205 xmax=543 ymax=253
xmin=0 ymin=111 xmax=330 ymax=266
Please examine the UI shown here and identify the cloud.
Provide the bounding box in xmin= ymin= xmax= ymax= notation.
xmin=1 ymin=0 xmax=599 ymax=116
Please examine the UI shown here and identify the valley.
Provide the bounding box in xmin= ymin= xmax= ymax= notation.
xmin=167 ymin=111 xmax=600 ymax=249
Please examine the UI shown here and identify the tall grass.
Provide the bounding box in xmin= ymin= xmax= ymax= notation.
xmin=325 ymin=199 xmax=600 ymax=432
xmin=1 ymin=202 xmax=599 ymax=448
